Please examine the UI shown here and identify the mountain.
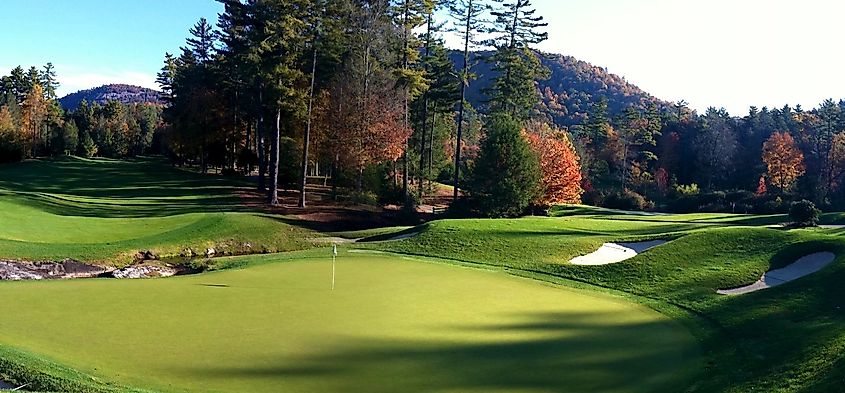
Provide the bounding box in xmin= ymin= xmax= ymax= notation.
xmin=59 ymin=84 xmax=164 ymax=110
xmin=457 ymin=51 xmax=671 ymax=128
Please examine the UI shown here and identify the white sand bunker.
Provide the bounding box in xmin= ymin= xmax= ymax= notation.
xmin=717 ymin=252 xmax=836 ymax=295
xmin=570 ymin=240 xmax=667 ymax=266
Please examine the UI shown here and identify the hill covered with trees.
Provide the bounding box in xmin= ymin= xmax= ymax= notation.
xmin=460 ymin=51 xmax=669 ymax=128
xmin=58 ymin=84 xmax=163 ymax=110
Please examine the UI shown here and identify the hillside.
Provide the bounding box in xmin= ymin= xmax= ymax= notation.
xmin=458 ymin=51 xmax=671 ymax=128
xmin=59 ymin=84 xmax=163 ymax=110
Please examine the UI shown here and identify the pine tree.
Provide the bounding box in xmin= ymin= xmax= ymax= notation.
xmin=41 ymin=63 xmax=59 ymax=100
xmin=391 ymin=0 xmax=430 ymax=206
xmin=468 ymin=113 xmax=541 ymax=217
xmin=486 ymin=0 xmax=549 ymax=122
xmin=448 ymin=0 xmax=487 ymax=200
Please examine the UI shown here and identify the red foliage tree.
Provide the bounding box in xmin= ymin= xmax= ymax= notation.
xmin=524 ymin=123 xmax=583 ymax=206
xmin=756 ymin=176 xmax=767 ymax=196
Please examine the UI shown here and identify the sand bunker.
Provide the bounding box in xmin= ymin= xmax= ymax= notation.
xmin=569 ymin=240 xmax=667 ymax=265
xmin=717 ymin=252 xmax=836 ymax=295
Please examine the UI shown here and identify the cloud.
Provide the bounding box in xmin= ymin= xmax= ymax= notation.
xmin=55 ymin=67 xmax=158 ymax=97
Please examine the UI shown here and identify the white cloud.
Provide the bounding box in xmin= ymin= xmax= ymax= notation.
xmin=55 ymin=65 xmax=158 ymax=97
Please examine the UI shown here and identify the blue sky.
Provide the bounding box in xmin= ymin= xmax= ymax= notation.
xmin=0 ymin=0 xmax=223 ymax=97
xmin=2 ymin=0 xmax=844 ymax=115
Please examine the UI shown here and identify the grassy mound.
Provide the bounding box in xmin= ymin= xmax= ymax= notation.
xmin=0 ymin=157 xmax=313 ymax=264
xmin=370 ymin=216 xmax=845 ymax=392
xmin=0 ymin=253 xmax=700 ymax=393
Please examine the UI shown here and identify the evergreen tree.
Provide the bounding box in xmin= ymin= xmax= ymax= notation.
xmin=486 ymin=0 xmax=549 ymax=122
xmin=468 ymin=113 xmax=541 ymax=217
xmin=449 ymin=0 xmax=487 ymax=200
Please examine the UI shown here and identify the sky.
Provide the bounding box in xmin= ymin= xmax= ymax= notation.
xmin=2 ymin=0 xmax=844 ymax=115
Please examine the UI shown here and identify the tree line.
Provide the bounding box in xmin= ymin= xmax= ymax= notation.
xmin=157 ymin=0 xmax=580 ymax=215
xmin=575 ymin=98 xmax=845 ymax=213
xmin=0 ymin=65 xmax=164 ymax=162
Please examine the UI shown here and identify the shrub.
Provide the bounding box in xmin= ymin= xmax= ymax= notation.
xmin=349 ymin=191 xmax=379 ymax=206
xmin=674 ymin=183 xmax=699 ymax=197
xmin=603 ymin=189 xmax=650 ymax=211
xmin=789 ymin=199 xmax=821 ymax=227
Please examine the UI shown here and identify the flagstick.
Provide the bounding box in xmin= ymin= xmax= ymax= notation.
xmin=331 ymin=243 xmax=337 ymax=291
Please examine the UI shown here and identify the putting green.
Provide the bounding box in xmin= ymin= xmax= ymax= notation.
xmin=0 ymin=254 xmax=701 ymax=392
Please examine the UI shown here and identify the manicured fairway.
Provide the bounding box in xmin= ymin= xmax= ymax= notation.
xmin=0 ymin=157 xmax=314 ymax=263
xmin=0 ymin=254 xmax=701 ymax=393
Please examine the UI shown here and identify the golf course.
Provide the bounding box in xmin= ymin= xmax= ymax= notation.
xmin=0 ymin=157 xmax=842 ymax=393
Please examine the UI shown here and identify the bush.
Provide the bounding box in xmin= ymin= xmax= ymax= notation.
xmin=603 ymin=189 xmax=650 ymax=211
xmin=789 ymin=199 xmax=821 ymax=227
xmin=349 ymin=191 xmax=379 ymax=206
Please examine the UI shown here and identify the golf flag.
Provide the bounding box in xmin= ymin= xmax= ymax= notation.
xmin=331 ymin=243 xmax=337 ymax=290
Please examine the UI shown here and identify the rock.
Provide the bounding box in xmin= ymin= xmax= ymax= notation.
xmin=112 ymin=265 xmax=178 ymax=279
xmin=182 ymin=248 xmax=196 ymax=258
xmin=205 ymin=248 xmax=216 ymax=258
xmin=143 ymin=250 xmax=157 ymax=260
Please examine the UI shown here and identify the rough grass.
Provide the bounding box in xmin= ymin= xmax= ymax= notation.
xmin=0 ymin=253 xmax=700 ymax=393
xmin=369 ymin=215 xmax=845 ymax=393
xmin=0 ymin=157 xmax=314 ymax=264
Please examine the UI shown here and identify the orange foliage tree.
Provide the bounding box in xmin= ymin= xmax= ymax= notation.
xmin=524 ymin=122 xmax=583 ymax=206
xmin=323 ymin=72 xmax=411 ymax=190
xmin=762 ymin=132 xmax=805 ymax=191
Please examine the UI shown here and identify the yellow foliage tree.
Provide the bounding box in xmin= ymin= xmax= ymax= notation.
xmin=762 ymin=132 xmax=805 ymax=191
xmin=20 ymin=84 xmax=48 ymax=158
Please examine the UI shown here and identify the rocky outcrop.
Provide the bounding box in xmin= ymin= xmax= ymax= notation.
xmin=111 ymin=265 xmax=178 ymax=279
xmin=0 ymin=259 xmax=107 ymax=280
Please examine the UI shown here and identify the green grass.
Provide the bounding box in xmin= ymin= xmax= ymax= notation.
xmin=0 ymin=253 xmax=700 ymax=393
xmin=3 ymin=158 xmax=845 ymax=392
xmin=0 ymin=157 xmax=313 ymax=264
xmin=369 ymin=216 xmax=845 ymax=392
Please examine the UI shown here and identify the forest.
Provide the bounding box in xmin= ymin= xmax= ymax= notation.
xmin=2 ymin=0 xmax=845 ymax=217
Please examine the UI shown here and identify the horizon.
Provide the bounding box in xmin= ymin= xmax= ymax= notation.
xmin=2 ymin=0 xmax=844 ymax=115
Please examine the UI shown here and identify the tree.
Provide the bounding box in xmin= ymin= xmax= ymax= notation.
xmin=524 ymin=122 xmax=582 ymax=206
xmin=0 ymin=105 xmax=22 ymax=162
xmin=486 ymin=0 xmax=549 ymax=121
xmin=448 ymin=0 xmax=487 ymax=200
xmin=756 ymin=176 xmax=767 ymax=196
xmin=696 ymin=108 xmax=737 ymax=189
xmin=762 ymin=131 xmax=805 ymax=191
xmin=391 ymin=0 xmax=430 ymax=206
xmin=20 ymin=84 xmax=48 ymax=157
xmin=468 ymin=113 xmax=541 ymax=217
xmin=41 ymin=63 xmax=59 ymax=100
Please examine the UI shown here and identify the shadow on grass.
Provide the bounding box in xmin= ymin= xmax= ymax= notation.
xmin=0 ymin=156 xmax=256 ymax=217
xmin=178 ymin=312 xmax=700 ymax=393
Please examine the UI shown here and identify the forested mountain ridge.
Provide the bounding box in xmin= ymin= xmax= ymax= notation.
xmin=59 ymin=84 xmax=163 ymax=110
xmin=459 ymin=51 xmax=671 ymax=128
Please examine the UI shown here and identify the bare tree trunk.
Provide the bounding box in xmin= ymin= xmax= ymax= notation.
xmin=268 ymin=107 xmax=281 ymax=205
xmin=454 ymin=2 xmax=474 ymax=201
xmin=257 ymin=91 xmax=267 ymax=192
xmin=299 ymin=42 xmax=319 ymax=208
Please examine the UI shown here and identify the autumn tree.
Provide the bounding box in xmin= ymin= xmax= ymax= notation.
xmin=762 ymin=131 xmax=805 ymax=191
xmin=20 ymin=84 xmax=48 ymax=158
xmin=524 ymin=122 xmax=582 ymax=206
xmin=0 ymin=105 xmax=22 ymax=162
